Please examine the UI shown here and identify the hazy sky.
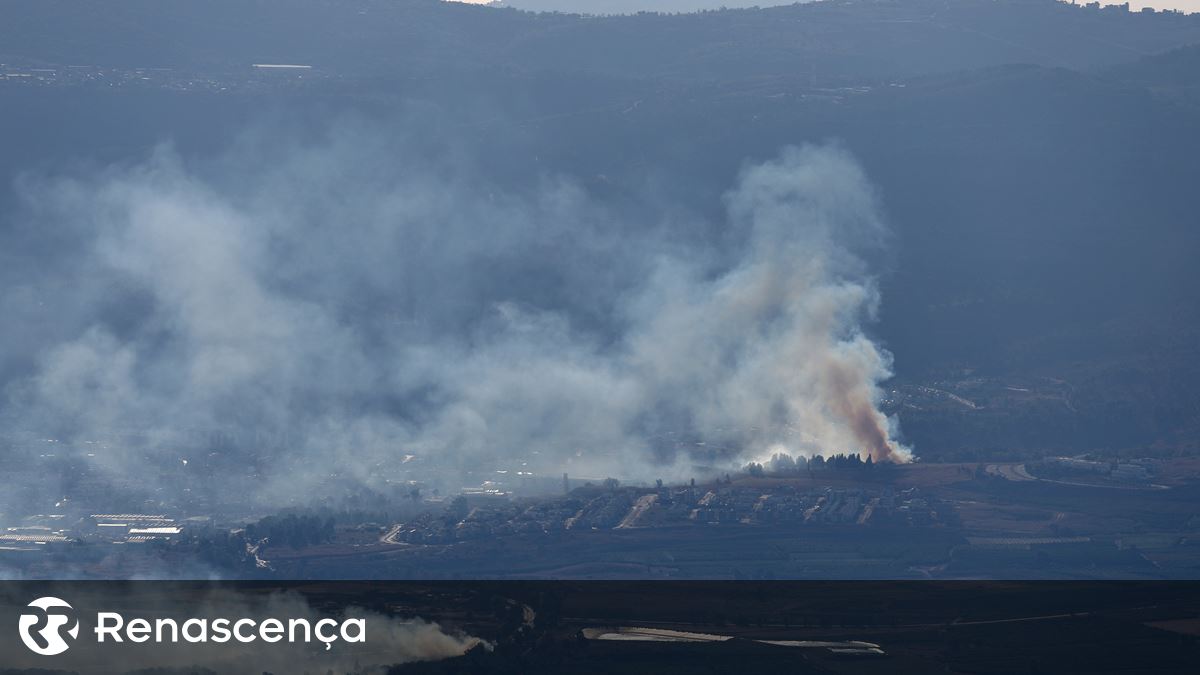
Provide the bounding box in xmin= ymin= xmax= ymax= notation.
xmin=450 ymin=0 xmax=1200 ymax=15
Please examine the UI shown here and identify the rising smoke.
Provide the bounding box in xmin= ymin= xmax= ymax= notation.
xmin=0 ymin=126 xmax=909 ymax=508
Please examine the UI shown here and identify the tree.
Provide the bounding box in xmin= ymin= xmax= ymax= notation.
xmin=448 ymin=495 xmax=469 ymax=520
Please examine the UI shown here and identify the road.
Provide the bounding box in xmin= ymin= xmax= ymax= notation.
xmin=380 ymin=524 xmax=404 ymax=545
xmin=986 ymin=462 xmax=1168 ymax=490
xmin=985 ymin=463 xmax=1036 ymax=481
xmin=616 ymin=494 xmax=658 ymax=529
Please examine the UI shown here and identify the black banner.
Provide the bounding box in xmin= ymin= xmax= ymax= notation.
xmin=0 ymin=581 xmax=1197 ymax=673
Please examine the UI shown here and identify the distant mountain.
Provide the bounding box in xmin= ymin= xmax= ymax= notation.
xmin=2 ymin=0 xmax=1200 ymax=83
xmin=1103 ymin=42 xmax=1200 ymax=104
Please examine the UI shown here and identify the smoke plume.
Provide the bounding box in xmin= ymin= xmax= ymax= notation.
xmin=0 ymin=128 xmax=909 ymax=510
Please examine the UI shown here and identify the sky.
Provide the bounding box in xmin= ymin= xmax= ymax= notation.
xmin=1090 ymin=0 xmax=1200 ymax=11
xmin=447 ymin=0 xmax=1200 ymax=15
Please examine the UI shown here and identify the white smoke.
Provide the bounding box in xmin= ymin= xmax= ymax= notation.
xmin=0 ymin=132 xmax=909 ymax=508
xmin=627 ymin=146 xmax=911 ymax=463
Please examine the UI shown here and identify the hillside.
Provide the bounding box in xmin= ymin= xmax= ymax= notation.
xmin=3 ymin=0 xmax=1200 ymax=82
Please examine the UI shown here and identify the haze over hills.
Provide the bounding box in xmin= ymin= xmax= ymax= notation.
xmin=3 ymin=0 xmax=1200 ymax=78
xmin=1 ymin=0 xmax=1200 ymax=539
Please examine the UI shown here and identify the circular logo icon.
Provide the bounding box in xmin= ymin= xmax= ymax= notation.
xmin=18 ymin=597 xmax=79 ymax=656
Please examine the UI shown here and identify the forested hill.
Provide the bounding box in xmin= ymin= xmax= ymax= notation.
xmin=3 ymin=0 xmax=1200 ymax=82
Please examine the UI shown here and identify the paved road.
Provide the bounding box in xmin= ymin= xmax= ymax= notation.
xmin=616 ymin=494 xmax=658 ymax=529
xmin=985 ymin=463 xmax=1035 ymax=481
xmin=985 ymin=462 xmax=1168 ymax=490
xmin=380 ymin=524 xmax=403 ymax=545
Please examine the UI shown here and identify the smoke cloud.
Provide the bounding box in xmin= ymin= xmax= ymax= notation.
xmin=0 ymin=127 xmax=909 ymax=510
